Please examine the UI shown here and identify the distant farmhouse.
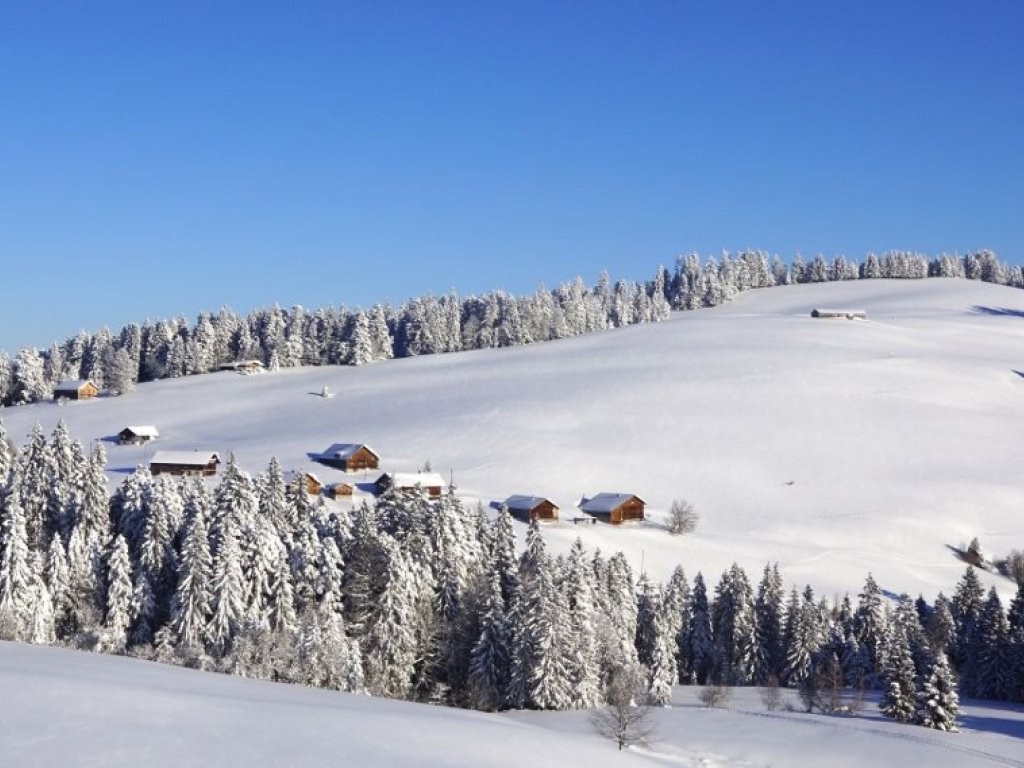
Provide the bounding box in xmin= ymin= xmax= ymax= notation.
xmin=810 ymin=308 xmax=866 ymax=320
xmin=578 ymin=493 xmax=645 ymax=524
xmin=376 ymin=471 xmax=447 ymax=498
xmin=503 ymin=495 xmax=559 ymax=523
xmin=286 ymin=470 xmax=322 ymax=496
xmin=54 ymin=380 xmax=99 ymax=401
xmin=118 ymin=425 xmax=159 ymax=445
xmin=218 ymin=360 xmax=265 ymax=375
xmin=149 ymin=450 xmax=221 ymax=477
xmin=317 ymin=443 xmax=380 ymax=472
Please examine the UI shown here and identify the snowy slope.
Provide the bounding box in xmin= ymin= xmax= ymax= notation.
xmin=4 ymin=641 xmax=1024 ymax=768
xmin=5 ymin=278 xmax=1024 ymax=600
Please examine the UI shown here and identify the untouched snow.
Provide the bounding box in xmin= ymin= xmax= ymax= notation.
xmin=5 ymin=278 xmax=1024 ymax=600
xmin=3 ymin=641 xmax=1023 ymax=767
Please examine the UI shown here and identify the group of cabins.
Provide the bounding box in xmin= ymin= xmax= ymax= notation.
xmin=503 ymin=492 xmax=646 ymax=526
xmin=113 ymin=430 xmax=645 ymax=525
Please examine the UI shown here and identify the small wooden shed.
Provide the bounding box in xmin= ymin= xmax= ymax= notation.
xmin=54 ymin=380 xmax=99 ymax=401
xmin=318 ymin=443 xmax=381 ymax=472
xmin=218 ymin=360 xmax=265 ymax=374
xmin=118 ymin=425 xmax=159 ymax=445
xmin=578 ymin=493 xmax=646 ymax=524
xmin=503 ymin=495 xmax=560 ymax=523
xmin=149 ymin=450 xmax=221 ymax=477
xmin=375 ymin=471 xmax=447 ymax=498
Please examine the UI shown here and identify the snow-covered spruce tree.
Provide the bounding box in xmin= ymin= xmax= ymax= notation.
xmin=914 ymin=652 xmax=960 ymax=732
xmin=879 ymin=618 xmax=917 ymax=723
xmin=467 ymin=569 xmax=511 ymax=711
xmin=926 ymin=593 xmax=956 ymax=657
xmin=100 ymin=534 xmax=135 ymax=653
xmin=754 ymin=563 xmax=786 ymax=685
xmin=646 ymin=594 xmax=679 ymax=706
xmin=0 ymin=471 xmax=39 ymax=641
xmin=963 ymin=588 xmax=1011 ymax=701
xmin=167 ymin=501 xmax=213 ymax=654
xmin=362 ymin=537 xmax=419 ymax=699
xmin=662 ymin=565 xmax=692 ymax=683
xmin=688 ymin=572 xmax=715 ymax=685
xmin=562 ymin=538 xmax=601 ymax=708
xmin=853 ymin=573 xmax=889 ymax=684
xmin=206 ymin=514 xmax=247 ymax=658
xmin=782 ymin=587 xmax=819 ymax=687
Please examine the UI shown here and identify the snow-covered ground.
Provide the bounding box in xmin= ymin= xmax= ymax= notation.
xmin=5 ymin=278 xmax=1024 ymax=601
xmin=3 ymin=641 xmax=1023 ymax=767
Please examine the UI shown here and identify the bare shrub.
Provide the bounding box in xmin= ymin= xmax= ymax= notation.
xmin=668 ymin=499 xmax=699 ymax=536
xmin=1002 ymin=550 xmax=1024 ymax=586
xmin=697 ymin=684 xmax=730 ymax=708
xmin=760 ymin=675 xmax=783 ymax=711
xmin=591 ymin=663 xmax=656 ymax=750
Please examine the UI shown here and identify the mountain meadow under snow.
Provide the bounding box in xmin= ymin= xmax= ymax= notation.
xmin=4 ymin=277 xmax=1022 ymax=603
xmin=3 ymin=640 xmax=1023 ymax=767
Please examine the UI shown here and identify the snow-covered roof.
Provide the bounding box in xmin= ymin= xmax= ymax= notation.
xmin=503 ymin=495 xmax=557 ymax=511
xmin=387 ymin=472 xmax=447 ymax=488
xmin=578 ymin=493 xmax=645 ymax=513
xmin=285 ymin=470 xmax=321 ymax=484
xmin=149 ymin=450 xmax=220 ymax=466
xmin=122 ymin=425 xmax=159 ymax=438
xmin=321 ymin=443 xmax=379 ymax=460
xmin=54 ymin=379 xmax=95 ymax=391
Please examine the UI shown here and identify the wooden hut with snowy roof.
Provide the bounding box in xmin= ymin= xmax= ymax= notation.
xmin=117 ymin=425 xmax=159 ymax=445
xmin=375 ymin=471 xmax=447 ymax=498
xmin=54 ymin=379 xmax=99 ymax=401
xmin=317 ymin=443 xmax=380 ymax=472
xmin=285 ymin=470 xmax=323 ymax=496
xmin=328 ymin=481 xmax=354 ymax=499
xmin=503 ymin=495 xmax=560 ymax=523
xmin=578 ymin=493 xmax=645 ymax=524
xmin=149 ymin=450 xmax=221 ymax=477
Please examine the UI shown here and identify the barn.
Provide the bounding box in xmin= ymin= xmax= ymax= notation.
xmin=503 ymin=495 xmax=560 ymax=523
xmin=375 ymin=471 xmax=447 ymax=498
xmin=54 ymin=380 xmax=99 ymax=401
xmin=317 ymin=443 xmax=380 ymax=472
xmin=578 ymin=493 xmax=645 ymax=524
xmin=149 ymin=451 xmax=221 ymax=477
xmin=117 ymin=425 xmax=159 ymax=445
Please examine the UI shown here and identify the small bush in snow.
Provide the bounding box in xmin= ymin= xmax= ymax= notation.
xmin=667 ymin=499 xmax=699 ymax=536
xmin=698 ymin=685 xmax=730 ymax=708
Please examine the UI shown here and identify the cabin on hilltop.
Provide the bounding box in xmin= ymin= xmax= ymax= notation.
xmin=375 ymin=471 xmax=447 ymax=498
xmin=328 ymin=482 xmax=354 ymax=499
xmin=54 ymin=380 xmax=99 ymax=401
xmin=149 ymin=450 xmax=221 ymax=477
xmin=578 ymin=493 xmax=645 ymax=524
xmin=118 ymin=425 xmax=159 ymax=445
xmin=317 ymin=443 xmax=380 ymax=472
xmin=810 ymin=308 xmax=866 ymax=320
xmin=503 ymin=495 xmax=560 ymax=523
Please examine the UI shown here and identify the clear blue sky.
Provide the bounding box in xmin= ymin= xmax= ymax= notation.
xmin=1 ymin=1 xmax=1021 ymax=352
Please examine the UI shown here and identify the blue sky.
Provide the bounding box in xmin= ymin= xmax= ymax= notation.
xmin=1 ymin=1 xmax=1021 ymax=352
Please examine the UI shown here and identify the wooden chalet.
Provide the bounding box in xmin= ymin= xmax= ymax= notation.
xmin=810 ymin=308 xmax=866 ymax=320
xmin=328 ymin=482 xmax=354 ymax=499
xmin=117 ymin=425 xmax=159 ymax=445
xmin=578 ymin=493 xmax=645 ymax=524
xmin=286 ymin=470 xmax=323 ymax=496
xmin=54 ymin=379 xmax=99 ymax=401
xmin=503 ymin=495 xmax=559 ymax=523
xmin=149 ymin=450 xmax=221 ymax=477
xmin=375 ymin=471 xmax=447 ymax=498
xmin=318 ymin=443 xmax=380 ymax=472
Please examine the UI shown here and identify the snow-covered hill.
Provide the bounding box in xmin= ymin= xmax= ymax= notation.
xmin=4 ymin=641 xmax=1023 ymax=767
xmin=5 ymin=278 xmax=1024 ymax=600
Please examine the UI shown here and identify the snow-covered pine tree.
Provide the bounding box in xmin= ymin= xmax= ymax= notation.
xmin=362 ymin=538 xmax=419 ymax=699
xmin=101 ymin=534 xmax=135 ymax=653
xmin=879 ymin=619 xmax=917 ymax=723
xmin=168 ymin=502 xmax=213 ymax=651
xmin=754 ymin=563 xmax=786 ymax=684
xmin=914 ymin=652 xmax=960 ymax=731
xmin=467 ymin=569 xmax=511 ymax=711
xmin=0 ymin=472 xmax=39 ymax=641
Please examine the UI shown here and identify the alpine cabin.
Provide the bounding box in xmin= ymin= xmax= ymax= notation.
xmin=375 ymin=471 xmax=447 ymax=498
xmin=149 ymin=451 xmax=221 ymax=477
xmin=117 ymin=425 xmax=159 ymax=445
xmin=578 ymin=493 xmax=646 ymax=524
xmin=503 ymin=495 xmax=560 ymax=523
xmin=317 ymin=443 xmax=380 ymax=472
xmin=54 ymin=380 xmax=99 ymax=401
